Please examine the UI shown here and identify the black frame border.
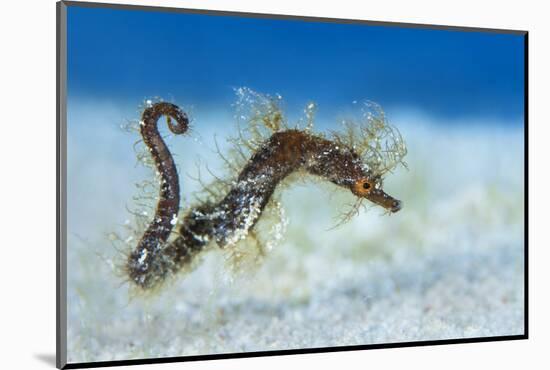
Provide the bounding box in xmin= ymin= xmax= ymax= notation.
xmin=56 ymin=1 xmax=529 ymax=369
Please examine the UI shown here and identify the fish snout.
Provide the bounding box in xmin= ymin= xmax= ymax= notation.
xmin=390 ymin=199 xmax=402 ymax=213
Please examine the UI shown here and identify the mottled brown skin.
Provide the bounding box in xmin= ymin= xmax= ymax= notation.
xmin=127 ymin=106 xmax=402 ymax=290
xmin=170 ymin=130 xmax=401 ymax=257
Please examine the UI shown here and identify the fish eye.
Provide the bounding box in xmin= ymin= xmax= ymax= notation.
xmin=352 ymin=178 xmax=375 ymax=197
xmin=359 ymin=179 xmax=374 ymax=194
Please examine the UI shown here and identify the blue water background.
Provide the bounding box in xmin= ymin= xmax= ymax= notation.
xmin=67 ymin=6 xmax=525 ymax=125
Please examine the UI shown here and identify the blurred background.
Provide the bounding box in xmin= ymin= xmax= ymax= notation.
xmin=66 ymin=5 xmax=525 ymax=363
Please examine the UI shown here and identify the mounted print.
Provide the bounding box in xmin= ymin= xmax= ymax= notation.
xmin=56 ymin=1 xmax=528 ymax=368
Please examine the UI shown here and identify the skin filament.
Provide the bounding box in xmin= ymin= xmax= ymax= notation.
xmin=126 ymin=95 xmax=406 ymax=290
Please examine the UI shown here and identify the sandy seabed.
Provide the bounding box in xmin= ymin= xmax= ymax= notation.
xmin=66 ymin=103 xmax=524 ymax=363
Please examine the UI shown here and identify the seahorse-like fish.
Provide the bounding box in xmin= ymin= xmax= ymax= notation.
xmin=126 ymin=91 xmax=407 ymax=290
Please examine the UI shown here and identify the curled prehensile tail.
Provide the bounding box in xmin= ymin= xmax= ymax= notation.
xmin=126 ymin=102 xmax=189 ymax=289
